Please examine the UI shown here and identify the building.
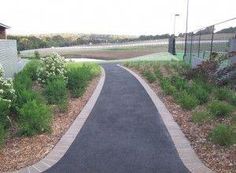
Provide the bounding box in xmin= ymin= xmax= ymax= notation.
xmin=0 ymin=23 xmax=22 ymax=78
xmin=0 ymin=23 xmax=10 ymax=39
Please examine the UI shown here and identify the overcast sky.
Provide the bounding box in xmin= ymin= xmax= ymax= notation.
xmin=0 ymin=0 xmax=235 ymax=36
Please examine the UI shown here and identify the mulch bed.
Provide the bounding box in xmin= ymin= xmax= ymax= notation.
xmin=0 ymin=75 xmax=100 ymax=172
xmin=130 ymin=68 xmax=236 ymax=173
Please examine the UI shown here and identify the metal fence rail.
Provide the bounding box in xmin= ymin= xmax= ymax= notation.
xmin=182 ymin=17 xmax=236 ymax=67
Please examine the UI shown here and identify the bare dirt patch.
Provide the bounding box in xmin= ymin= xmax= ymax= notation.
xmin=129 ymin=67 xmax=236 ymax=173
xmin=0 ymin=75 xmax=100 ymax=172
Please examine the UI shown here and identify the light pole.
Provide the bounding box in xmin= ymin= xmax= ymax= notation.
xmin=173 ymin=14 xmax=180 ymax=36
xmin=184 ymin=0 xmax=190 ymax=58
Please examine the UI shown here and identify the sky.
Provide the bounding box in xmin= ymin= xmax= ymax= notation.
xmin=0 ymin=0 xmax=235 ymax=36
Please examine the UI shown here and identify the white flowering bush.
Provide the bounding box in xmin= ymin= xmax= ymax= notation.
xmin=38 ymin=53 xmax=67 ymax=83
xmin=0 ymin=64 xmax=16 ymax=109
xmin=0 ymin=64 xmax=16 ymax=130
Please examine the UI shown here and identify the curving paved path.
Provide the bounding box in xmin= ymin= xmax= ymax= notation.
xmin=46 ymin=64 xmax=189 ymax=173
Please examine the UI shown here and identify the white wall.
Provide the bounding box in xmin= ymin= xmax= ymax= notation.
xmin=0 ymin=39 xmax=21 ymax=78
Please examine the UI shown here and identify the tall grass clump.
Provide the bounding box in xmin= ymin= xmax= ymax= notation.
xmin=208 ymin=100 xmax=234 ymax=117
xmin=142 ymin=70 xmax=156 ymax=83
xmin=22 ymin=60 xmax=41 ymax=81
xmin=159 ymin=77 xmax=176 ymax=95
xmin=171 ymin=76 xmax=189 ymax=91
xmin=190 ymin=83 xmax=209 ymax=104
xmin=67 ymin=63 xmax=100 ymax=97
xmin=175 ymin=91 xmax=199 ymax=110
xmin=44 ymin=77 xmax=68 ymax=105
xmin=19 ymin=100 xmax=52 ymax=136
xmin=209 ymin=124 xmax=235 ymax=146
xmin=192 ymin=111 xmax=211 ymax=124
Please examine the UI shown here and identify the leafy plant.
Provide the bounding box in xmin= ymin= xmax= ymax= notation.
xmin=44 ymin=77 xmax=67 ymax=104
xmin=209 ymin=124 xmax=235 ymax=146
xmin=19 ymin=100 xmax=52 ymax=136
xmin=208 ymin=100 xmax=234 ymax=117
xmin=192 ymin=111 xmax=211 ymax=124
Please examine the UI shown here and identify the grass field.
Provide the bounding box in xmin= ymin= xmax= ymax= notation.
xmin=20 ymin=44 xmax=169 ymax=60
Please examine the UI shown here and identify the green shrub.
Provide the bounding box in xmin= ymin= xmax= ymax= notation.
xmin=58 ymin=99 xmax=68 ymax=113
xmin=176 ymin=91 xmax=199 ymax=110
xmin=14 ymin=71 xmax=32 ymax=90
xmin=208 ymin=100 xmax=234 ymax=117
xmin=0 ymin=124 xmax=5 ymax=146
xmin=229 ymin=95 xmax=236 ymax=106
xmin=38 ymin=53 xmax=67 ymax=83
xmin=14 ymin=89 xmax=43 ymax=109
xmin=215 ymin=88 xmax=231 ymax=101
xmin=193 ymin=78 xmax=213 ymax=92
xmin=0 ymin=99 xmax=11 ymax=128
xmin=192 ymin=111 xmax=211 ymax=124
xmin=209 ymin=124 xmax=235 ymax=146
xmin=44 ymin=77 xmax=67 ymax=104
xmin=19 ymin=100 xmax=52 ymax=136
xmin=190 ymin=83 xmax=209 ymax=104
xmin=154 ymin=69 xmax=163 ymax=79
xmin=23 ymin=60 xmax=41 ymax=80
xmin=171 ymin=76 xmax=189 ymax=91
xmin=34 ymin=51 xmax=40 ymax=59
xmin=0 ymin=64 xmax=16 ymax=110
xmin=142 ymin=71 xmax=156 ymax=83
xmin=214 ymin=88 xmax=236 ymax=106
xmin=160 ymin=77 xmax=176 ymax=95
xmin=67 ymin=64 xmax=94 ymax=97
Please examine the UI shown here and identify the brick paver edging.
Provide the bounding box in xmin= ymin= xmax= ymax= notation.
xmin=119 ymin=64 xmax=213 ymax=173
xmin=10 ymin=68 xmax=106 ymax=173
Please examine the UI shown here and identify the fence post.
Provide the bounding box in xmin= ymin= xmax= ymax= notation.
xmin=189 ymin=32 xmax=193 ymax=65
xmin=210 ymin=25 xmax=215 ymax=56
xmin=184 ymin=33 xmax=188 ymax=60
xmin=197 ymin=30 xmax=201 ymax=58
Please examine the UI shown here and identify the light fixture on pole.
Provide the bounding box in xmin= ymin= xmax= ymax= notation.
xmin=184 ymin=0 xmax=190 ymax=58
xmin=173 ymin=14 xmax=180 ymax=36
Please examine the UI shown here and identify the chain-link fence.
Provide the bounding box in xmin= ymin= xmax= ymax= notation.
xmin=182 ymin=17 xmax=236 ymax=67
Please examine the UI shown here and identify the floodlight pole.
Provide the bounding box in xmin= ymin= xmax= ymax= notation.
xmin=183 ymin=0 xmax=189 ymax=59
xmin=173 ymin=14 xmax=180 ymax=36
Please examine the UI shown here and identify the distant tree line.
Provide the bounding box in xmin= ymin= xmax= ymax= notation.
xmin=8 ymin=26 xmax=235 ymax=51
xmin=8 ymin=34 xmax=142 ymax=51
xmin=8 ymin=33 xmax=171 ymax=51
xmin=138 ymin=34 xmax=170 ymax=40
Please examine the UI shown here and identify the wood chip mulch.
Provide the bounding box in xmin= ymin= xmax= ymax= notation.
xmin=0 ymin=75 xmax=100 ymax=172
xmin=130 ymin=68 xmax=236 ymax=173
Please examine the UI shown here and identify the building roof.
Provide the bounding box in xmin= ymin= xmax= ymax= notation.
xmin=0 ymin=23 xmax=10 ymax=29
